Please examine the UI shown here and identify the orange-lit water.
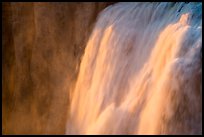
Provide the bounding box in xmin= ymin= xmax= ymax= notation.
xmin=66 ymin=2 xmax=202 ymax=134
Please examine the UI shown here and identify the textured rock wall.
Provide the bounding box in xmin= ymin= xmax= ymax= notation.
xmin=2 ymin=2 xmax=113 ymax=134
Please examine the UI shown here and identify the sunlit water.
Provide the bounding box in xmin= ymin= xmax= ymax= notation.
xmin=66 ymin=2 xmax=202 ymax=135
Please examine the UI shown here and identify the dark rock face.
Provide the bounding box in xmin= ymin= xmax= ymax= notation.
xmin=2 ymin=2 xmax=113 ymax=134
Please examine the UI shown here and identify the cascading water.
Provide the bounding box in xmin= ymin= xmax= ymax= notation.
xmin=66 ymin=2 xmax=202 ymax=135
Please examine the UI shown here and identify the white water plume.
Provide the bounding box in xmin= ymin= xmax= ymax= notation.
xmin=66 ymin=2 xmax=202 ymax=135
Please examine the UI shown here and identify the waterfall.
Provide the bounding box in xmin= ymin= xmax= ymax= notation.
xmin=66 ymin=2 xmax=202 ymax=135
